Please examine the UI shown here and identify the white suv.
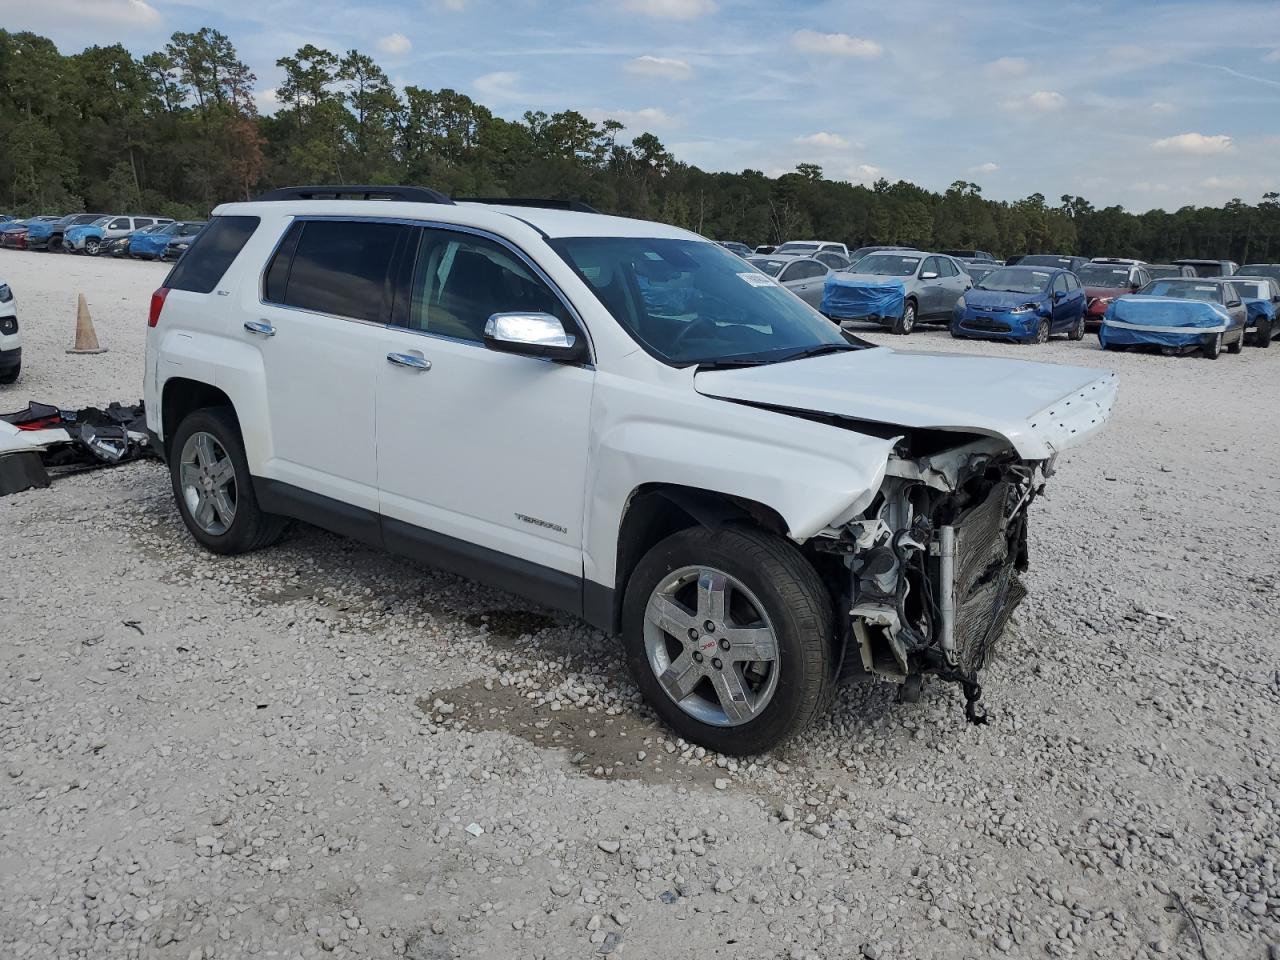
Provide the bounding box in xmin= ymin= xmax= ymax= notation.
xmin=0 ymin=280 xmax=18 ymax=384
xmin=145 ymin=186 xmax=1117 ymax=754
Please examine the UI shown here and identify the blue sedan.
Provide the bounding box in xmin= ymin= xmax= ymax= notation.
xmin=951 ymin=266 xmax=1087 ymax=343
xmin=130 ymin=220 xmax=205 ymax=259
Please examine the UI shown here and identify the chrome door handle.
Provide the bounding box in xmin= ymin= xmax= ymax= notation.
xmin=243 ymin=320 xmax=275 ymax=337
xmin=387 ymin=352 xmax=431 ymax=371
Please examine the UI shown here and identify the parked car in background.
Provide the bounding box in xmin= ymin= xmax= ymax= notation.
xmin=822 ymin=251 xmax=970 ymax=334
xmin=1010 ymin=254 xmax=1089 ymax=273
xmin=1237 ymin=263 xmax=1280 ymax=285
xmin=775 ymin=240 xmax=850 ymax=258
xmin=1228 ymin=276 xmax=1280 ymax=347
xmin=0 ymin=279 xmax=18 ymax=384
xmin=848 ymin=244 xmax=917 ymax=263
xmin=102 ymin=223 xmax=162 ymax=258
xmin=1145 ymin=264 xmax=1197 ymax=280
xmin=130 ymin=220 xmax=202 ymax=260
xmin=951 ymin=266 xmax=1086 ymax=343
xmin=745 ymin=255 xmax=831 ymax=308
xmin=26 ymin=213 xmax=108 ymax=251
xmin=754 ymin=244 xmax=777 ymax=255
xmin=1090 ymin=257 xmax=1146 ymax=265
xmin=1101 ymin=277 xmax=1247 ymax=358
xmin=0 ymin=216 xmax=59 ymax=250
xmin=144 ymin=187 xmax=1117 ymax=753
xmin=942 ymin=249 xmax=995 ymax=262
xmin=963 ymin=262 xmax=1000 ymax=284
xmin=1077 ymin=262 xmax=1152 ymax=329
xmin=64 ymin=214 xmax=174 ymax=255
xmin=162 ymin=221 xmax=208 ymax=260
xmin=1172 ymin=259 xmax=1237 ymax=277
xmin=813 ymin=251 xmax=850 ymax=271
xmin=717 ymin=240 xmax=753 ymax=258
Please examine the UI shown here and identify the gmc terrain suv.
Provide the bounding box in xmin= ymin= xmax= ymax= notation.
xmin=145 ymin=186 xmax=1117 ymax=754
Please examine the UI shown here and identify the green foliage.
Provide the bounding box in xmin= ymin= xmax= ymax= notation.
xmin=1 ymin=26 xmax=1278 ymax=263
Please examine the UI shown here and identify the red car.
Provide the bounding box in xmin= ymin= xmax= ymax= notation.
xmin=0 ymin=216 xmax=58 ymax=251
xmin=1076 ymin=262 xmax=1151 ymax=328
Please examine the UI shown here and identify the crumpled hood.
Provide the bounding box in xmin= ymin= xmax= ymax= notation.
xmin=963 ymin=289 xmax=1045 ymax=311
xmin=694 ymin=348 xmax=1117 ymax=460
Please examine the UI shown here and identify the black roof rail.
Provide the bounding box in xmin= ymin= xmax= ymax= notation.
xmin=455 ymin=196 xmax=601 ymax=214
xmin=253 ymin=185 xmax=454 ymax=205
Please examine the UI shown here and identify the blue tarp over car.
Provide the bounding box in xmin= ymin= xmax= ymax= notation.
xmin=1099 ymin=295 xmax=1231 ymax=348
xmin=821 ymin=276 xmax=905 ymax=320
xmin=1242 ymin=297 xmax=1276 ymax=330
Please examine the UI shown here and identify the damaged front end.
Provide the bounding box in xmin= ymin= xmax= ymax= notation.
xmin=819 ymin=434 xmax=1047 ymax=723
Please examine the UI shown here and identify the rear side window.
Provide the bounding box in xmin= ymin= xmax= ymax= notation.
xmin=266 ymin=219 xmax=409 ymax=323
xmin=166 ymin=216 xmax=260 ymax=294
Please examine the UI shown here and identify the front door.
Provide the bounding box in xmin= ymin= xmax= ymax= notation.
xmin=374 ymin=226 xmax=595 ymax=608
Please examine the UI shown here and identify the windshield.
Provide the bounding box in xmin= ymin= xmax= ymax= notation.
xmin=1018 ymin=255 xmax=1074 ymax=269
xmin=551 ymin=237 xmax=851 ymax=366
xmin=1146 ymin=266 xmax=1182 ymax=279
xmin=976 ymin=268 xmax=1052 ymax=295
xmin=154 ymin=222 xmax=186 ymax=236
xmin=1140 ymin=280 xmax=1222 ymax=302
xmin=966 ymin=264 xmax=997 ymax=281
xmin=746 ymin=257 xmax=787 ymax=277
xmin=775 ymin=242 xmax=819 ymax=254
xmin=854 ymin=254 xmax=920 ymax=276
xmin=1239 ymin=264 xmax=1280 ymax=282
xmin=173 ymin=222 xmax=206 ymax=237
xmin=1076 ymin=264 xmax=1131 ymax=286
xmin=1231 ymin=280 xmax=1265 ymax=298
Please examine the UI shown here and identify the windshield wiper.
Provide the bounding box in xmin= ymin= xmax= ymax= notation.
xmin=692 ymin=357 xmax=774 ymax=370
xmin=774 ymin=342 xmax=860 ymax=363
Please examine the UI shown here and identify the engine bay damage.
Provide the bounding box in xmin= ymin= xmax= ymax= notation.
xmin=817 ymin=432 xmax=1049 ymax=724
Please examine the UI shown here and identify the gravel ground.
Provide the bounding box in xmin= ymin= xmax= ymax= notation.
xmin=2 ymin=249 xmax=1278 ymax=960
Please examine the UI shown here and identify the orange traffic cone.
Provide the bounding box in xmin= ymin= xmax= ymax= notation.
xmin=67 ymin=293 xmax=108 ymax=354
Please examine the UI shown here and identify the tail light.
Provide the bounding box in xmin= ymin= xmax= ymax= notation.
xmin=148 ymin=287 xmax=169 ymax=328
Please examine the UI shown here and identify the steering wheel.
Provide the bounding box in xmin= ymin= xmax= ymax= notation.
xmin=669 ymin=314 xmax=720 ymax=353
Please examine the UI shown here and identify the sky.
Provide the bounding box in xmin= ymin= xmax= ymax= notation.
xmin=10 ymin=0 xmax=1280 ymax=211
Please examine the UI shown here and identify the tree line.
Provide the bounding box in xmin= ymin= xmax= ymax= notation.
xmin=3 ymin=27 xmax=1279 ymax=263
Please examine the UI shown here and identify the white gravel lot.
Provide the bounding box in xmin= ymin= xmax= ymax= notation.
xmin=1 ymin=248 xmax=1278 ymax=960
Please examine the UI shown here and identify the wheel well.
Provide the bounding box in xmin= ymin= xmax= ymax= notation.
xmin=605 ymin=484 xmax=793 ymax=634
xmin=161 ymin=379 xmax=238 ymax=455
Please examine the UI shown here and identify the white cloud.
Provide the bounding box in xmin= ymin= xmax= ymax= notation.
xmin=847 ymin=163 xmax=883 ymax=183
xmin=1151 ymin=132 xmax=1234 ymax=155
xmin=376 ymin=33 xmax=412 ymax=56
xmin=1004 ymin=90 xmax=1066 ymax=112
xmin=984 ymin=56 xmax=1027 ymax=78
xmin=37 ymin=0 xmax=160 ymax=25
xmin=1202 ymin=175 xmax=1250 ymax=190
xmin=436 ymin=0 xmax=469 ymax=9
xmin=791 ymin=30 xmax=882 ymax=58
xmin=1149 ymin=101 xmax=1176 ymax=114
xmin=622 ymin=0 xmax=716 ymax=19
xmin=1263 ymin=49 xmax=1280 ymax=63
xmin=474 ymin=71 xmax=525 ymax=101
xmin=255 ymin=87 xmax=279 ymax=115
xmin=969 ymin=161 xmax=999 ymax=174
xmin=794 ymin=132 xmax=848 ymax=149
xmin=625 ymin=56 xmax=694 ymax=81
xmin=585 ymin=107 xmax=678 ymax=130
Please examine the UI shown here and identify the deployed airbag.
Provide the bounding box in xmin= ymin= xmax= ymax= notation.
xmin=821 ymin=276 xmax=905 ymax=320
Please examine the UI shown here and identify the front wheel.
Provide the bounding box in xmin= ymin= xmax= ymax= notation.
xmin=892 ymin=300 xmax=917 ymax=335
xmin=169 ymin=407 xmax=287 ymax=555
xmin=1227 ymin=328 xmax=1244 ymax=354
xmin=1032 ymin=318 xmax=1050 ymax=344
xmin=0 ymin=361 xmax=18 ymax=385
xmin=1204 ymin=332 xmax=1222 ymax=359
xmin=84 ymin=237 xmax=101 ymax=256
xmin=622 ymin=526 xmax=833 ymax=755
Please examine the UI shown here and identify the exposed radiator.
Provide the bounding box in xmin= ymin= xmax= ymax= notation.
xmin=950 ymin=482 xmax=1027 ymax=675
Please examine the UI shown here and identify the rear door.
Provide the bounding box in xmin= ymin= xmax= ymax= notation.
xmin=252 ymin=218 xmax=410 ymax=517
xmin=918 ymin=257 xmax=944 ymax=315
xmin=374 ymin=225 xmax=594 ymax=602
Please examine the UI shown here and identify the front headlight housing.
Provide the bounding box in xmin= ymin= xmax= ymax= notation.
xmin=956 ymin=295 xmax=967 ymax=310
xmin=0 ymin=284 xmax=12 ymax=303
xmin=1011 ymin=302 xmax=1037 ymax=313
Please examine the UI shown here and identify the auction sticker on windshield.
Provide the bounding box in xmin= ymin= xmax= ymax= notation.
xmin=739 ymin=272 xmax=777 ymax=287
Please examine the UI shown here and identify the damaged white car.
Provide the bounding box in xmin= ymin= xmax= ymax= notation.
xmin=144 ymin=187 xmax=1117 ymax=754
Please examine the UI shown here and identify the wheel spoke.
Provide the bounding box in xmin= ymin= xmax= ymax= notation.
xmin=193 ymin=434 xmax=218 ymax=469
xmin=193 ymin=492 xmax=216 ymax=529
xmin=710 ymin=666 xmax=753 ymax=724
xmin=646 ymin=594 xmax=695 ymax=638
xmin=721 ymin=625 xmax=777 ymax=663
xmin=179 ymin=461 xmax=201 ymax=489
xmin=208 ymin=457 xmax=235 ymax=487
xmin=657 ymin=651 xmax=702 ymax=702
xmin=210 ymin=487 xmax=236 ymax=526
xmin=695 ymin=570 xmax=728 ymax=623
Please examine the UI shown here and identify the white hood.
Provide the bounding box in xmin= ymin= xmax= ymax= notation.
xmin=694 ymin=347 xmax=1117 ymax=460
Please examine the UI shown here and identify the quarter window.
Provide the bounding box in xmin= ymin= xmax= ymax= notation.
xmin=165 ymin=215 xmax=260 ymax=295
xmin=267 ymin=219 xmax=409 ymax=323
xmin=405 ymin=228 xmax=571 ymax=343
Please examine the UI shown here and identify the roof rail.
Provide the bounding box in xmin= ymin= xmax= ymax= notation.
xmin=456 ymin=197 xmax=601 ymax=214
xmin=253 ymin=185 xmax=454 ymax=205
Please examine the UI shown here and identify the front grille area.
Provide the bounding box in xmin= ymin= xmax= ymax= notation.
xmin=963 ymin=316 xmax=1012 ymax=333
xmin=951 ymin=482 xmax=1026 ymax=675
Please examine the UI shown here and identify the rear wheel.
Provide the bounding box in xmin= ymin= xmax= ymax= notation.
xmin=169 ymin=407 xmax=287 ymax=555
xmin=1203 ymin=332 xmax=1222 ymax=359
xmin=622 ymin=526 xmax=833 ymax=755
xmin=892 ymin=300 xmax=917 ymax=335
xmin=1067 ymin=314 xmax=1086 ymax=341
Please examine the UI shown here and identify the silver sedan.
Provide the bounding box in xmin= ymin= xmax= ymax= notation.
xmin=745 ymin=255 xmax=831 ymax=308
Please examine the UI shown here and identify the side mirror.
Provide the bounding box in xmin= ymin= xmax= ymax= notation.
xmin=920 ymin=271 xmax=938 ymax=280
xmin=1227 ymin=300 xmax=1242 ymax=309
xmin=483 ymin=312 xmax=586 ymax=363
xmin=1052 ymin=290 xmax=1065 ymax=301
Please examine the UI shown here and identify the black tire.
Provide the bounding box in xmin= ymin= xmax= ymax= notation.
xmin=1227 ymin=328 xmax=1244 ymax=354
xmin=84 ymin=237 xmax=101 ymax=256
xmin=621 ymin=525 xmax=833 ymax=755
xmin=0 ymin=362 xmax=18 ymax=385
xmin=1067 ymin=314 xmax=1086 ymax=341
xmin=1203 ymin=332 xmax=1222 ymax=359
xmin=1032 ymin=319 xmax=1050 ymax=344
xmin=1257 ymin=317 xmax=1273 ymax=348
xmin=169 ymin=407 xmax=287 ymax=555
xmin=892 ymin=299 xmax=917 ymax=335
xmin=1101 ymin=340 xmax=1124 ymax=351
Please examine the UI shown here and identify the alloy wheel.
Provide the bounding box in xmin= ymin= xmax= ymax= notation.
xmin=178 ymin=431 xmax=238 ymax=535
xmin=642 ymin=566 xmax=780 ymax=727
